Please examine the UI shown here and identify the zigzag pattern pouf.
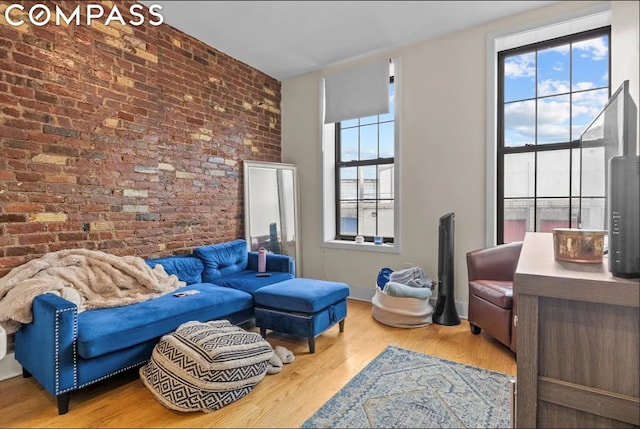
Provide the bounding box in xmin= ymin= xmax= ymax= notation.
xmin=140 ymin=320 xmax=273 ymax=412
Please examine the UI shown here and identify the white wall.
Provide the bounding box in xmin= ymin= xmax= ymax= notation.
xmin=281 ymin=1 xmax=639 ymax=309
xmin=611 ymin=0 xmax=640 ymax=154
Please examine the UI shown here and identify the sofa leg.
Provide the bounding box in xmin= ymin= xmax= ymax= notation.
xmin=259 ymin=327 xmax=267 ymax=338
xmin=22 ymin=368 xmax=32 ymax=378
xmin=57 ymin=392 xmax=71 ymax=415
xmin=339 ymin=319 xmax=345 ymax=333
xmin=308 ymin=337 xmax=315 ymax=354
xmin=470 ymin=323 xmax=481 ymax=335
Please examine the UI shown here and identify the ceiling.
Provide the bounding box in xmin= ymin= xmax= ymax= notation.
xmin=143 ymin=1 xmax=556 ymax=81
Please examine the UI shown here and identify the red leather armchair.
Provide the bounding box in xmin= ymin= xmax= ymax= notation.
xmin=466 ymin=241 xmax=523 ymax=353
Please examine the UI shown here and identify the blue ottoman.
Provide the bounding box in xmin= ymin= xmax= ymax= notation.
xmin=253 ymin=278 xmax=350 ymax=353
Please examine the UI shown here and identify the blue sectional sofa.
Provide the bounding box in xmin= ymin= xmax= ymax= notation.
xmin=14 ymin=239 xmax=294 ymax=414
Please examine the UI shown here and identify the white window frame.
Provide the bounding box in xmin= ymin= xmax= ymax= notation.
xmin=485 ymin=5 xmax=611 ymax=247
xmin=320 ymin=57 xmax=401 ymax=254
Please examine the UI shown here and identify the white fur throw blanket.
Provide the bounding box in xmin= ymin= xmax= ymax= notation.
xmin=0 ymin=249 xmax=186 ymax=334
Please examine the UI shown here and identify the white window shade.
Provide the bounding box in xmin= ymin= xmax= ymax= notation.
xmin=323 ymin=60 xmax=389 ymax=124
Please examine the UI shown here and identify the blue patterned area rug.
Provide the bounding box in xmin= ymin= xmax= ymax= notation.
xmin=301 ymin=346 xmax=513 ymax=428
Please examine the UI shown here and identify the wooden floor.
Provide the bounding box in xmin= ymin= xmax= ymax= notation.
xmin=0 ymin=299 xmax=516 ymax=428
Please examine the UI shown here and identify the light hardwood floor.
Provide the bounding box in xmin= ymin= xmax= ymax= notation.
xmin=0 ymin=299 xmax=516 ymax=428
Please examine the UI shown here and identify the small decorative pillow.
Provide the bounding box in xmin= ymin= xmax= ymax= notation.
xmin=145 ymin=256 xmax=204 ymax=285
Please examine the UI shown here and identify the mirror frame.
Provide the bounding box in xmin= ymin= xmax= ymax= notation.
xmin=243 ymin=160 xmax=302 ymax=276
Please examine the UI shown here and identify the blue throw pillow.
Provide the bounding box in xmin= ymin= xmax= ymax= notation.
xmin=145 ymin=255 xmax=203 ymax=285
xmin=193 ymin=239 xmax=249 ymax=282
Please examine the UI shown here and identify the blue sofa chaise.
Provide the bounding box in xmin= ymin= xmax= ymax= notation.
xmin=14 ymin=239 xmax=294 ymax=414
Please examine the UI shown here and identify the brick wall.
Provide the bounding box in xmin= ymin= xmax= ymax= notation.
xmin=0 ymin=1 xmax=282 ymax=276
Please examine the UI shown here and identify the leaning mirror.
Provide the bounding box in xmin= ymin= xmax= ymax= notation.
xmin=243 ymin=161 xmax=301 ymax=276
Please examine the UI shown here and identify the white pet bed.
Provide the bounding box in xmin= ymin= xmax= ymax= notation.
xmin=371 ymin=287 xmax=434 ymax=328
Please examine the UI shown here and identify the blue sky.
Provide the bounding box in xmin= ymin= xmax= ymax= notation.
xmin=503 ymin=35 xmax=609 ymax=146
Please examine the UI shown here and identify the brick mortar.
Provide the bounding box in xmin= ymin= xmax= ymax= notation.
xmin=0 ymin=0 xmax=282 ymax=274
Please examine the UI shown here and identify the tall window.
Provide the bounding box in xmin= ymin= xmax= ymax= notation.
xmin=497 ymin=27 xmax=611 ymax=243
xmin=335 ymin=77 xmax=395 ymax=243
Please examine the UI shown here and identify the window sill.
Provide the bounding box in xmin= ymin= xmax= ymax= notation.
xmin=322 ymin=239 xmax=400 ymax=254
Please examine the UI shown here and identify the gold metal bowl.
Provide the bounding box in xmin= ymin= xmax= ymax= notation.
xmin=552 ymin=228 xmax=606 ymax=263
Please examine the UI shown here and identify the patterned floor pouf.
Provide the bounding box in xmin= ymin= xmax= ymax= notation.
xmin=140 ymin=320 xmax=273 ymax=412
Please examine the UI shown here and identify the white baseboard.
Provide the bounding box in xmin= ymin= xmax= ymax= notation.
xmin=347 ymin=284 xmax=468 ymax=319
xmin=346 ymin=284 xmax=377 ymax=302
xmin=0 ymin=352 xmax=22 ymax=381
xmin=456 ymin=301 xmax=469 ymax=320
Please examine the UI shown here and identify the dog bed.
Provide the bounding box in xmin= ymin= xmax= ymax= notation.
xmin=371 ymin=287 xmax=434 ymax=328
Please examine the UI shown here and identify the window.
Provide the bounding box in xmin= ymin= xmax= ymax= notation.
xmin=335 ymin=77 xmax=395 ymax=243
xmin=497 ymin=27 xmax=611 ymax=243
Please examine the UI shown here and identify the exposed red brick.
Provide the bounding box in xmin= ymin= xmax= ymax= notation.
xmin=0 ymin=0 xmax=281 ymax=274
xmin=4 ymin=203 xmax=44 ymax=213
xmin=0 ymin=257 xmax=27 ymax=269
xmin=18 ymin=233 xmax=57 ymax=245
xmin=0 ymin=214 xmax=27 ymax=223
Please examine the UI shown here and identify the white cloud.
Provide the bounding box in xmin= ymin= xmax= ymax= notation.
xmin=505 ymin=101 xmax=534 ymax=125
xmin=504 ymin=101 xmax=535 ymax=144
xmin=572 ymin=103 xmax=595 ymax=117
xmin=538 ymin=123 xmax=570 ymax=142
xmin=505 ymin=89 xmax=609 ymax=144
xmin=573 ymin=37 xmax=608 ymax=61
xmin=572 ymin=89 xmax=609 ymax=133
xmin=573 ymin=89 xmax=608 ymax=108
xmin=505 ymin=53 xmax=535 ymax=78
xmin=537 ymin=98 xmax=569 ymax=124
xmin=538 ymin=79 xmax=570 ymax=96
xmin=505 ymin=97 xmax=571 ymax=144
xmin=546 ymin=45 xmax=570 ymax=55
xmin=573 ymin=81 xmax=596 ymax=91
